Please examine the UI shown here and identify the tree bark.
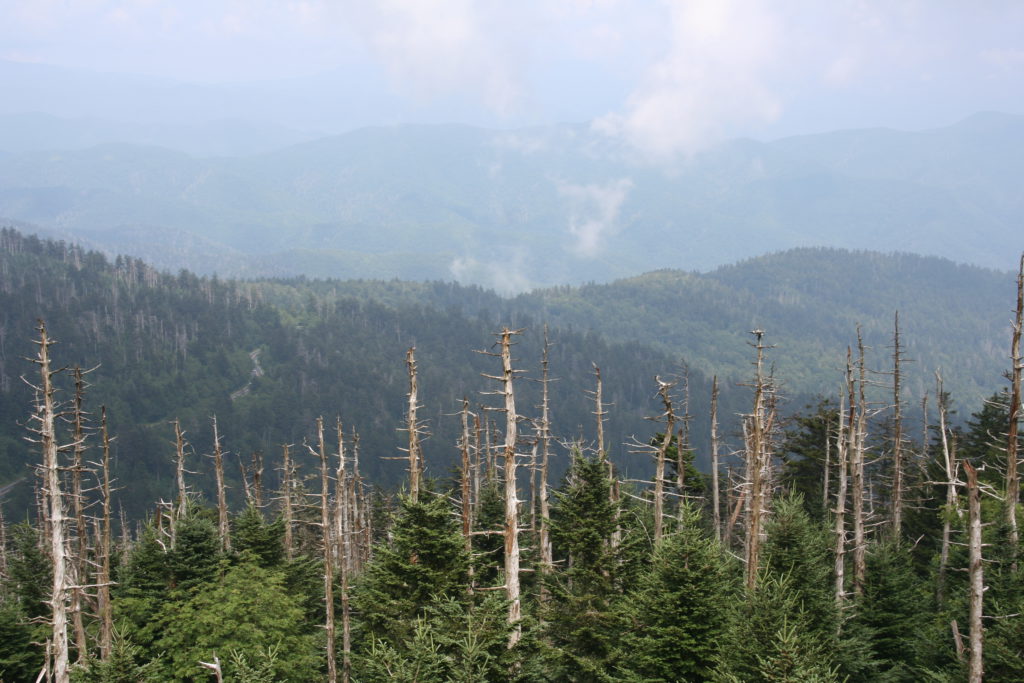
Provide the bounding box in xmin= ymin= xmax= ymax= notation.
xmin=964 ymin=460 xmax=984 ymax=683
xmin=34 ymin=322 xmax=70 ymax=683
xmin=711 ymin=376 xmax=721 ymax=541
xmin=406 ymin=347 xmax=422 ymax=502
xmin=313 ymin=417 xmax=338 ymax=683
xmin=891 ymin=311 xmax=906 ymax=541
xmin=97 ymin=407 xmax=114 ymax=660
xmin=1006 ymin=253 xmax=1023 ymax=552
xmin=211 ymin=416 xmax=230 ymax=551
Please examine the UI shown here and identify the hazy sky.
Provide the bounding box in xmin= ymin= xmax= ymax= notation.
xmin=3 ymin=1 xmax=1023 ymax=152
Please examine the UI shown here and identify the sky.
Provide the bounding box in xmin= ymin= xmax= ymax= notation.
xmin=2 ymin=1 xmax=1024 ymax=155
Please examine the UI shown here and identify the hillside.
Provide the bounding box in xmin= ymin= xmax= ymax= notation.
xmin=0 ymin=114 xmax=1021 ymax=289
xmin=0 ymin=229 xmax=731 ymax=518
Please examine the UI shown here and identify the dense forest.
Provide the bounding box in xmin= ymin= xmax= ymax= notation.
xmin=1 ymin=228 xmax=1023 ymax=681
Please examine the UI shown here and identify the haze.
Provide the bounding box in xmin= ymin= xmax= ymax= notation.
xmin=3 ymin=1 xmax=1023 ymax=151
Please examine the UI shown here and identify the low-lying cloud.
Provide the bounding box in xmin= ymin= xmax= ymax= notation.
xmin=557 ymin=178 xmax=633 ymax=258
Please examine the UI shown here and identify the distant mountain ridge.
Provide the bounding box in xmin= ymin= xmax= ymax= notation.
xmin=0 ymin=113 xmax=1021 ymax=289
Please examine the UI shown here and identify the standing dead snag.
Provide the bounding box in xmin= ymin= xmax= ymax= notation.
xmin=964 ymin=460 xmax=984 ymax=683
xmin=710 ymin=376 xmax=721 ymax=541
xmin=211 ymin=416 xmax=230 ymax=552
xmin=538 ymin=328 xmax=554 ymax=588
xmin=97 ymin=407 xmax=114 ymax=660
xmin=29 ymin=322 xmax=70 ymax=683
xmin=851 ymin=329 xmax=869 ymax=596
xmin=1006 ymin=253 xmax=1023 ymax=553
xmin=834 ymin=377 xmax=851 ymax=604
xmin=891 ymin=311 xmax=908 ymax=541
xmin=333 ymin=418 xmax=352 ymax=683
xmin=310 ymin=417 xmax=337 ymax=683
xmin=460 ymin=399 xmax=474 ymax=591
xmin=653 ymin=378 xmax=676 ymax=543
xmin=171 ymin=419 xmax=189 ymax=546
xmin=481 ymin=327 xmax=524 ymax=647
xmin=936 ymin=372 xmax=959 ymax=604
xmin=406 ymin=347 xmax=423 ymax=503
xmin=744 ymin=329 xmax=773 ymax=592
xmin=280 ymin=444 xmax=295 ymax=561
xmin=69 ymin=366 xmax=91 ymax=662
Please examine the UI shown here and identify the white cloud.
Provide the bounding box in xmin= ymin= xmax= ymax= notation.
xmin=557 ymin=177 xmax=633 ymax=257
xmin=449 ymin=253 xmax=533 ymax=296
xmin=593 ymin=0 xmax=781 ymax=160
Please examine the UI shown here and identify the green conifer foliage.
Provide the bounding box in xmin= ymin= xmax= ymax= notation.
xmin=351 ymin=492 xmax=470 ymax=649
xmin=617 ymin=506 xmax=734 ymax=681
xmin=231 ymin=505 xmax=285 ymax=569
xmin=150 ymin=560 xmax=317 ymax=682
xmin=857 ymin=540 xmax=929 ymax=680
xmin=71 ymin=627 xmax=156 ymax=683
xmin=543 ymin=451 xmax=620 ymax=680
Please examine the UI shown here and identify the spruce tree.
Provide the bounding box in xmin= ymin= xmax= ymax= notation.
xmin=543 ymin=451 xmax=620 ymax=680
xmin=617 ymin=505 xmax=734 ymax=681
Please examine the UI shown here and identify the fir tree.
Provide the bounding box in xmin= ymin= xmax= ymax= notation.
xmin=617 ymin=505 xmax=734 ymax=681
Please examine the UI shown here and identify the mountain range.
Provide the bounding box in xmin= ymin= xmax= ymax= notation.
xmin=0 ymin=112 xmax=1020 ymax=291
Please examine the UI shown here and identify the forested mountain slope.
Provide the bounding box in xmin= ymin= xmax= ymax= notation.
xmin=0 ymin=113 xmax=1021 ymax=288
xmin=0 ymin=229 xmax=733 ymax=518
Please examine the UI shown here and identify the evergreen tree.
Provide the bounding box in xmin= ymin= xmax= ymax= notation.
xmin=617 ymin=505 xmax=734 ymax=681
xmin=150 ymin=559 xmax=317 ymax=682
xmin=351 ymin=491 xmax=470 ymax=649
xmin=542 ymin=451 xmax=620 ymax=680
xmin=232 ymin=505 xmax=285 ymax=569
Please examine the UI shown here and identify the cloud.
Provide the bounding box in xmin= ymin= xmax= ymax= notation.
xmin=557 ymin=177 xmax=633 ymax=257
xmin=449 ymin=253 xmax=534 ymax=296
xmin=593 ymin=0 xmax=781 ymax=160
xmin=343 ymin=0 xmax=523 ymax=115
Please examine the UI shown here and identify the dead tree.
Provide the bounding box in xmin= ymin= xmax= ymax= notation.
xmin=744 ymin=329 xmax=772 ymax=591
xmin=29 ymin=322 xmax=71 ymax=683
xmin=280 ymin=444 xmax=295 ymax=561
xmin=332 ymin=419 xmax=352 ymax=683
xmin=964 ymin=460 xmax=984 ymax=683
xmin=834 ymin=377 xmax=851 ymax=605
xmin=69 ymin=366 xmax=90 ymax=662
xmin=1006 ymin=254 xmax=1023 ymax=552
xmin=405 ymin=347 xmax=423 ymax=502
xmin=710 ymin=376 xmax=721 ymax=541
xmin=172 ymin=419 xmax=189 ymax=544
xmin=460 ymin=399 xmax=474 ymax=590
xmin=538 ymin=329 xmax=554 ymax=588
xmin=210 ymin=416 xmax=230 ymax=551
xmin=309 ymin=417 xmax=337 ymax=683
xmin=936 ymin=372 xmax=959 ymax=603
xmin=97 ymin=407 xmax=114 ymax=660
xmin=481 ymin=328 xmax=524 ymax=647
xmin=653 ymin=378 xmax=676 ymax=543
xmin=851 ymin=330 xmax=868 ymax=596
xmin=891 ymin=311 xmax=908 ymax=541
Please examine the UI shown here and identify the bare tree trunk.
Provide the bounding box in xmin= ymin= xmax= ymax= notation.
xmin=851 ymin=330 xmax=868 ymax=596
xmin=936 ymin=372 xmax=958 ymax=604
xmin=834 ymin=385 xmax=850 ymax=605
xmin=891 ymin=311 xmax=906 ymax=541
xmin=334 ymin=421 xmax=351 ymax=683
xmin=406 ymin=348 xmax=422 ymax=502
xmin=592 ymin=364 xmax=606 ymax=459
xmin=965 ymin=460 xmax=984 ymax=683
xmin=211 ymin=416 xmax=230 ymax=551
xmin=1006 ymin=254 xmax=1023 ymax=553
xmin=710 ymin=376 xmax=721 ymax=541
xmin=745 ymin=330 xmax=769 ymax=592
xmin=251 ymin=451 xmax=264 ymax=510
xmin=69 ymin=367 xmax=89 ymax=662
xmin=33 ymin=322 xmax=70 ymax=683
xmin=473 ymin=412 xmax=482 ymax=512
xmin=823 ymin=411 xmax=831 ymax=522
xmin=538 ymin=329 xmax=553 ymax=592
xmin=97 ymin=407 xmax=113 ymax=660
xmin=654 ymin=379 xmax=676 ymax=543
xmin=281 ymin=444 xmax=294 ymax=561
xmin=334 ymin=419 xmax=346 ymax=567
xmin=173 ymin=419 xmax=188 ymax=542
xmin=460 ymin=399 xmax=474 ymax=592
xmin=489 ymin=328 xmax=522 ymax=647
xmin=312 ymin=418 xmax=337 ymax=683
